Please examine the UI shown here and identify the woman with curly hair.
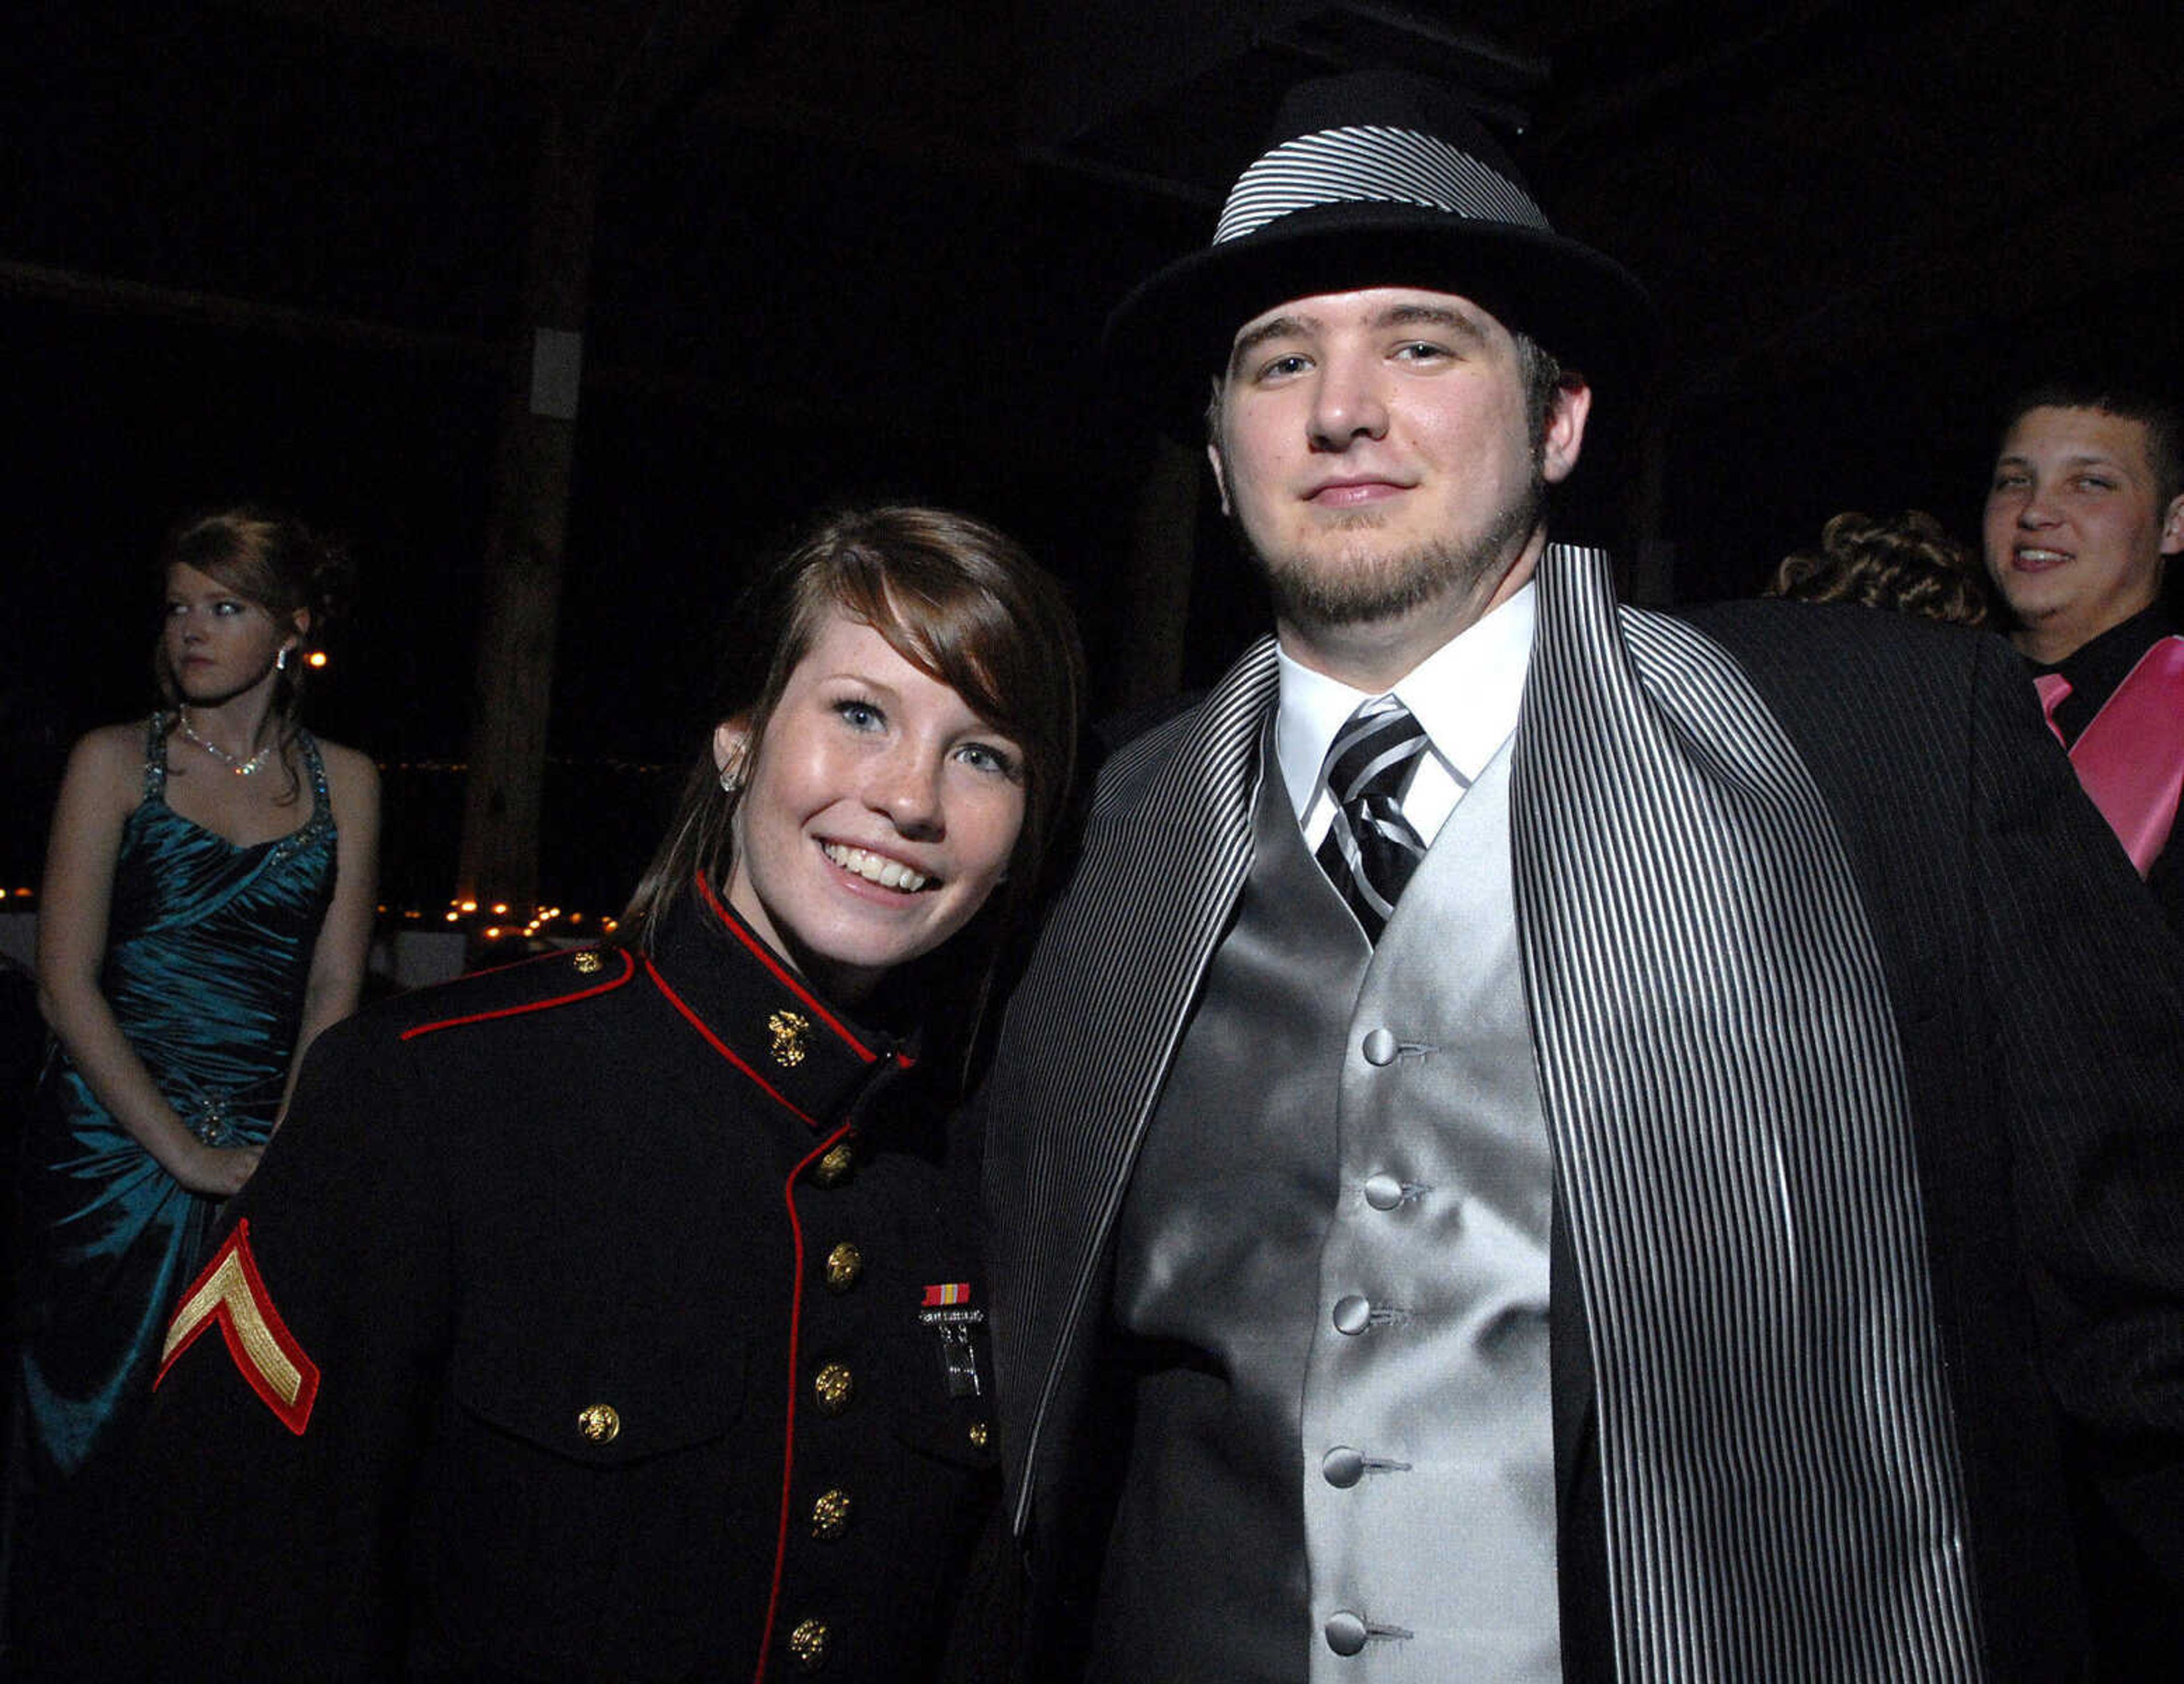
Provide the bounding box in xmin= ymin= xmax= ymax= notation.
xmin=1766 ymin=508 xmax=1992 ymax=628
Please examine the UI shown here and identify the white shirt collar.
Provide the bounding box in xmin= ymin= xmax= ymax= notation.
xmin=1274 ymin=581 xmax=1536 ymax=829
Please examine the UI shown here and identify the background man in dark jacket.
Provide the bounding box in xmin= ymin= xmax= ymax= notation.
xmin=1983 ymin=383 xmax=2184 ymax=932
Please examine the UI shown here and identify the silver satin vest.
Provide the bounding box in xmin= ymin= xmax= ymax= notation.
xmin=1097 ymin=728 xmax=1560 ymax=1682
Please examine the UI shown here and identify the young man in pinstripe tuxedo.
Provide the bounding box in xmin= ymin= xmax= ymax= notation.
xmin=978 ymin=70 xmax=2184 ymax=1681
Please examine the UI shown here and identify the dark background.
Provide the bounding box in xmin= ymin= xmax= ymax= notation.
xmin=9 ymin=0 xmax=2184 ymax=919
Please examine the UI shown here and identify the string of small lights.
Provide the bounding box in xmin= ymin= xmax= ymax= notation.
xmin=375 ymin=756 xmax=681 ymax=776
xmin=6 ymin=751 xmax=677 ymax=942
xmin=407 ymin=898 xmax=620 ymax=945
xmin=2 ymin=887 xmax=619 ymax=945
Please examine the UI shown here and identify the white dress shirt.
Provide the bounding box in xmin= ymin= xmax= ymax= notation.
xmin=1276 ymin=582 xmax=1536 ymax=850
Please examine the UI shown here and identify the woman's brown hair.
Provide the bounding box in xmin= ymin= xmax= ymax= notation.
xmin=622 ymin=506 xmax=1083 ymax=1040
xmin=153 ymin=504 xmax=352 ymax=798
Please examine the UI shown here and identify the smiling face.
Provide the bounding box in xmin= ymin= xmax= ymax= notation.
xmin=160 ymin=561 xmax=304 ymax=707
xmin=1983 ymin=405 xmax=2184 ymax=662
xmin=722 ymin=609 xmax=1028 ymax=1003
xmin=1208 ymin=285 xmax=1589 ymax=688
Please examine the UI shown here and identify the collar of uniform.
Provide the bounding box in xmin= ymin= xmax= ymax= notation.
xmin=1274 ymin=578 xmax=1535 ymax=824
xmin=645 ymin=874 xmax=916 ymax=1131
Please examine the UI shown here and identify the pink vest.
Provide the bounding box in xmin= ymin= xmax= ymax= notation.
xmin=2036 ymin=635 xmax=2184 ymax=877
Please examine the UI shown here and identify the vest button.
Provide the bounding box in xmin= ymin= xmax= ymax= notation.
xmin=1360 ymin=1028 xmax=1399 ymax=1066
xmin=1331 ymin=1294 xmax=1372 ymax=1335
xmin=1322 ymin=1445 xmax=1365 ymax=1488
xmin=1324 ymin=1611 xmax=1369 ymax=1656
xmin=1362 ymin=1173 xmax=1404 ymax=1210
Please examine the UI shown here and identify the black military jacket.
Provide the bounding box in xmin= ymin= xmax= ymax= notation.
xmin=92 ymin=879 xmax=999 ymax=1681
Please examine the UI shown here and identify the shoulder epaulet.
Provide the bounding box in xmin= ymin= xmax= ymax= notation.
xmin=393 ymin=945 xmax=637 ymax=1042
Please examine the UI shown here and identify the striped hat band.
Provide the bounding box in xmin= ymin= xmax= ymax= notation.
xmin=1213 ymin=124 xmax=1553 ymax=246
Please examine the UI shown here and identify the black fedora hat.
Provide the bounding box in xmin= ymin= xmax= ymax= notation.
xmin=1106 ymin=69 xmax=1657 ymax=425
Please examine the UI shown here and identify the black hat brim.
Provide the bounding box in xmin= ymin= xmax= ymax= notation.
xmin=1105 ymin=200 xmax=1659 ymax=436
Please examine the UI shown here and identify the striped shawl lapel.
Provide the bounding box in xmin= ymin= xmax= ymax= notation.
xmin=983 ymin=638 xmax=1280 ymax=1533
xmin=1512 ymin=544 xmax=1982 ymax=1679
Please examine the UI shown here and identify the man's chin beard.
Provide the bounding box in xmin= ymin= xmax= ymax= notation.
xmin=1250 ymin=489 xmax=1542 ymax=630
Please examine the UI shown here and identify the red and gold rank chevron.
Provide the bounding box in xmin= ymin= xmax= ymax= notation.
xmin=156 ymin=1218 xmax=321 ymax=1435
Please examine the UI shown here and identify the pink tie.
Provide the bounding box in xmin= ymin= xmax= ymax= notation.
xmin=2035 ymin=643 xmax=2184 ymax=878
xmin=2032 ymin=672 xmax=2072 ymax=744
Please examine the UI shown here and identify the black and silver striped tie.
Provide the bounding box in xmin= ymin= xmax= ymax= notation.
xmin=1314 ymin=696 xmax=1430 ymax=942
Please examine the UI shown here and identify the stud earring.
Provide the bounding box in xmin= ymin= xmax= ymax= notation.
xmin=719 ymin=766 xmax=743 ymax=795
xmin=277 ymin=645 xmax=292 ymax=672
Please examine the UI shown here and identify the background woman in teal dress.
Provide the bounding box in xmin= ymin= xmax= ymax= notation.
xmin=15 ymin=507 xmax=379 ymax=1489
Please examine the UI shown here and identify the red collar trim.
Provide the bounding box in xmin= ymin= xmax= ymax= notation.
xmin=643 ymin=955 xmax=823 ymax=1129
xmin=691 ymin=871 xmax=888 ymax=1065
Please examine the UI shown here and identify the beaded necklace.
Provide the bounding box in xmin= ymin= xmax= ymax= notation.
xmin=176 ymin=710 xmax=275 ymax=778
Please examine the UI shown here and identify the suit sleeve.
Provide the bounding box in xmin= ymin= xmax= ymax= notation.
xmin=1968 ymin=632 xmax=2184 ymax=1585
xmin=97 ymin=1009 xmax=453 ymax=1679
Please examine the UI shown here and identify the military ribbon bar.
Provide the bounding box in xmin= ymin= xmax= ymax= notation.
xmin=921 ymin=1282 xmax=971 ymax=1307
xmin=156 ymin=1218 xmax=322 ymax=1435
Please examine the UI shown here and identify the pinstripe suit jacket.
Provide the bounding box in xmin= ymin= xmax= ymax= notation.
xmin=979 ymin=588 xmax=2184 ymax=1679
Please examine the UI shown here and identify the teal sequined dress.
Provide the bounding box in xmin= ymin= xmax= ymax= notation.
xmin=15 ymin=715 xmax=337 ymax=1484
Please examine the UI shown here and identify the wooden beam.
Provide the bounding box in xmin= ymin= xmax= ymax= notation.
xmin=0 ymin=258 xmax=497 ymax=363
xmin=1111 ymin=438 xmax=1201 ymax=716
xmin=455 ymin=103 xmax=602 ymax=917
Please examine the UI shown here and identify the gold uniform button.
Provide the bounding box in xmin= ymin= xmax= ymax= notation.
xmin=968 ymin=1420 xmax=990 ymax=1450
xmin=788 ymin=1616 xmax=830 ymax=1673
xmin=823 ymin=1242 xmax=864 ymax=1293
xmin=577 ymin=1402 xmax=620 ymax=1443
xmin=812 ymin=1361 xmax=854 ymax=1416
xmin=810 ymin=1487 xmax=852 ymax=1540
xmin=812 ymin=1143 xmax=855 ymax=1188
xmin=571 ymin=949 xmax=603 ymax=974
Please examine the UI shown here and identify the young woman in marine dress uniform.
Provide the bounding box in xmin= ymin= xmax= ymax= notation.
xmin=74 ymin=506 xmax=1079 ymax=1683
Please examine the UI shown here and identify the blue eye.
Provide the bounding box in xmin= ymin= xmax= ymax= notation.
xmin=956 ymin=742 xmax=1020 ymax=779
xmin=834 ymin=700 xmax=884 ymax=731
